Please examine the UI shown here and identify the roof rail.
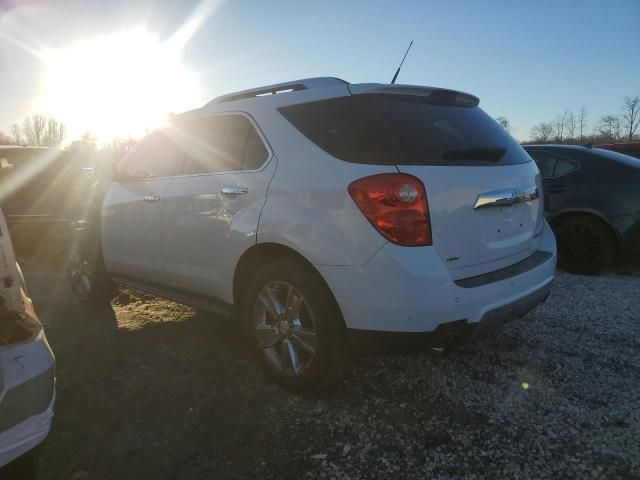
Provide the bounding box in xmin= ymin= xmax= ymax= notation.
xmin=204 ymin=77 xmax=349 ymax=106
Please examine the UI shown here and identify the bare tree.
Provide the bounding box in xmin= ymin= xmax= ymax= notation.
xmin=564 ymin=110 xmax=577 ymax=140
xmin=22 ymin=115 xmax=47 ymax=146
xmin=621 ymin=95 xmax=640 ymax=141
xmin=495 ymin=116 xmax=511 ymax=133
xmin=10 ymin=124 xmax=22 ymax=145
xmin=598 ymin=114 xmax=622 ymax=142
xmin=530 ymin=122 xmax=554 ymax=143
xmin=43 ymin=118 xmax=66 ymax=147
xmin=554 ymin=111 xmax=568 ymax=142
xmin=612 ymin=116 xmax=622 ymax=141
xmin=578 ymin=107 xmax=588 ymax=142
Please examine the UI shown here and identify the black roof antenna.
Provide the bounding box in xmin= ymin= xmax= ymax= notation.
xmin=391 ymin=40 xmax=414 ymax=84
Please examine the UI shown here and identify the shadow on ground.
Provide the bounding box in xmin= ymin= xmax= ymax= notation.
xmin=23 ymin=258 xmax=323 ymax=480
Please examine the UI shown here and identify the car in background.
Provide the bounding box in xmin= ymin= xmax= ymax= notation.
xmin=0 ymin=146 xmax=90 ymax=255
xmin=595 ymin=142 xmax=640 ymax=159
xmin=523 ymin=145 xmax=640 ymax=274
xmin=70 ymin=77 xmax=556 ymax=391
xmin=0 ymin=208 xmax=55 ymax=476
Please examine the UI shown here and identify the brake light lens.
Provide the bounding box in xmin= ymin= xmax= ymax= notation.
xmin=348 ymin=173 xmax=432 ymax=246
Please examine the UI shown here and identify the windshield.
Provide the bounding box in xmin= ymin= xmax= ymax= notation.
xmin=279 ymin=94 xmax=530 ymax=166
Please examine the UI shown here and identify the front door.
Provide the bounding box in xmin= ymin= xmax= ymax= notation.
xmin=102 ymin=131 xmax=183 ymax=283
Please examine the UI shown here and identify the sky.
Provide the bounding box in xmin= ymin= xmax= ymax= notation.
xmin=0 ymin=0 xmax=638 ymax=143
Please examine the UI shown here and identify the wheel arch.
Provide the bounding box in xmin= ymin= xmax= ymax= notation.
xmin=549 ymin=209 xmax=620 ymax=257
xmin=233 ymin=242 xmax=345 ymax=326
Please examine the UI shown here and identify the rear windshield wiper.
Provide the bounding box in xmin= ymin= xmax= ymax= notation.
xmin=442 ymin=146 xmax=507 ymax=162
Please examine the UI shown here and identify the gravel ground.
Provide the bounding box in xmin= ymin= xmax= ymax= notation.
xmin=16 ymin=261 xmax=640 ymax=479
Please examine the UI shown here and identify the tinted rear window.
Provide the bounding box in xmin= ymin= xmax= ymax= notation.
xmin=279 ymin=94 xmax=529 ymax=166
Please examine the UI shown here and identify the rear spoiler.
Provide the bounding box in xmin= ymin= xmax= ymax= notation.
xmin=348 ymin=83 xmax=479 ymax=107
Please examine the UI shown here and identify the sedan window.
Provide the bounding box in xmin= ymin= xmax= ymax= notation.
xmin=528 ymin=150 xmax=579 ymax=179
xmin=554 ymin=158 xmax=579 ymax=177
xmin=529 ymin=151 xmax=556 ymax=178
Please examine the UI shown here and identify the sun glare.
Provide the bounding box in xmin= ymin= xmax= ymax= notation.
xmin=43 ymin=30 xmax=200 ymax=142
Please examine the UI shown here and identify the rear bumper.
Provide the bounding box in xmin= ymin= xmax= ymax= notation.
xmin=347 ymin=279 xmax=551 ymax=353
xmin=0 ymin=396 xmax=54 ymax=467
xmin=0 ymin=327 xmax=55 ymax=467
xmin=317 ymin=220 xmax=556 ymax=337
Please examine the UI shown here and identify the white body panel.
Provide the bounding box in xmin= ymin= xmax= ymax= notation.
xmin=399 ymin=162 xmax=543 ymax=279
xmin=102 ymin=178 xmax=173 ymax=281
xmin=317 ymin=220 xmax=555 ymax=332
xmin=0 ymin=329 xmax=55 ymax=467
xmin=0 ymin=398 xmax=53 ymax=467
xmin=0 ymin=210 xmax=55 ymax=467
xmin=162 ymin=158 xmax=277 ymax=302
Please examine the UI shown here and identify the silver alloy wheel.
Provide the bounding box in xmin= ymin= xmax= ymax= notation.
xmin=69 ymin=247 xmax=92 ymax=301
xmin=253 ymin=281 xmax=318 ymax=377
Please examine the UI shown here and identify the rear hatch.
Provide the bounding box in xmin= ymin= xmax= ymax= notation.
xmin=279 ymin=84 xmax=543 ymax=279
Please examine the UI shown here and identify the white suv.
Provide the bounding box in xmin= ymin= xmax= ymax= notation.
xmin=70 ymin=77 xmax=556 ymax=391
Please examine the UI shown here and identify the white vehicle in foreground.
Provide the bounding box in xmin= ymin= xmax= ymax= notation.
xmin=0 ymin=209 xmax=55 ymax=473
xmin=70 ymin=78 xmax=556 ymax=391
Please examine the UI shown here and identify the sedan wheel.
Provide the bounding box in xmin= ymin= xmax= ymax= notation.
xmin=556 ymin=215 xmax=615 ymax=275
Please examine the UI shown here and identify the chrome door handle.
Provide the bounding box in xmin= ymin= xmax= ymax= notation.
xmin=143 ymin=194 xmax=160 ymax=202
xmin=221 ymin=185 xmax=249 ymax=195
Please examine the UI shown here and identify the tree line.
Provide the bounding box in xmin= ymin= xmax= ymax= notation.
xmin=0 ymin=115 xmax=66 ymax=147
xmin=3 ymin=93 xmax=639 ymax=151
xmin=524 ymin=95 xmax=640 ymax=144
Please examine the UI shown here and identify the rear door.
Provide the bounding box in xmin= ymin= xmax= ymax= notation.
xmin=527 ymin=149 xmax=580 ymax=214
xmin=102 ymin=131 xmax=183 ymax=282
xmin=161 ymin=113 xmax=275 ymax=302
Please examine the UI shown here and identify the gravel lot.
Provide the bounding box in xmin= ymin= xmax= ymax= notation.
xmin=16 ymin=260 xmax=640 ymax=479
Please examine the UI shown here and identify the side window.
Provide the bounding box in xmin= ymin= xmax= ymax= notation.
xmin=529 ymin=151 xmax=579 ymax=179
xmin=528 ymin=151 xmax=556 ymax=179
xmin=554 ymin=158 xmax=579 ymax=177
xmin=180 ymin=115 xmax=268 ymax=175
xmin=243 ymin=125 xmax=269 ymax=170
xmin=120 ymin=130 xmax=183 ymax=179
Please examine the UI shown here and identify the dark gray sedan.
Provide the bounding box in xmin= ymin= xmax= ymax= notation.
xmin=524 ymin=145 xmax=640 ymax=274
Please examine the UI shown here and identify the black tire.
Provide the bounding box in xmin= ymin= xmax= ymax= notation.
xmin=242 ymin=258 xmax=352 ymax=392
xmin=67 ymin=221 xmax=117 ymax=306
xmin=555 ymin=215 xmax=616 ymax=275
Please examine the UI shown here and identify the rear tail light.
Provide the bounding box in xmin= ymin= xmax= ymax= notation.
xmin=348 ymin=173 xmax=432 ymax=246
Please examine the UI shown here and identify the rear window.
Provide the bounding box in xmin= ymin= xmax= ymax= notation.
xmin=278 ymin=94 xmax=529 ymax=166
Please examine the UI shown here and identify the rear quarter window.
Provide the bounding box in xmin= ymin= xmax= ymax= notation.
xmin=279 ymin=94 xmax=530 ymax=166
xmin=528 ymin=150 xmax=580 ymax=179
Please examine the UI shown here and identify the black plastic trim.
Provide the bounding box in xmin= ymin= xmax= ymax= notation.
xmin=113 ymin=274 xmax=234 ymax=316
xmin=0 ymin=366 xmax=54 ymax=431
xmin=454 ymin=251 xmax=553 ymax=288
